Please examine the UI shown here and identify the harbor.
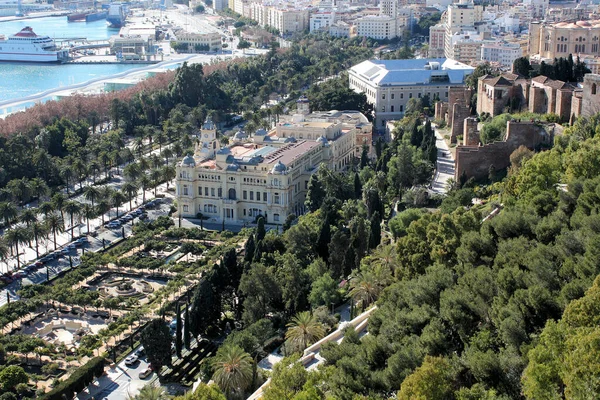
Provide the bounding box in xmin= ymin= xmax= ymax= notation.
xmin=0 ymin=2 xmax=264 ymax=112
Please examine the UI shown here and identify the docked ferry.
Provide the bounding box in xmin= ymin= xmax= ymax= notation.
xmin=0 ymin=27 xmax=69 ymax=63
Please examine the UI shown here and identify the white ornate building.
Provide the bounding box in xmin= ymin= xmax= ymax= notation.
xmin=176 ymin=100 xmax=372 ymax=224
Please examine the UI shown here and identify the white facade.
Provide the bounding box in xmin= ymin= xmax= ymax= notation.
xmin=310 ymin=11 xmax=335 ymax=32
xmin=356 ymin=15 xmax=398 ymax=40
xmin=175 ymin=32 xmax=222 ymax=52
xmin=481 ymin=41 xmax=522 ymax=67
xmin=329 ymin=21 xmax=352 ymax=38
xmin=175 ymin=109 xmax=371 ymax=224
xmin=348 ymin=58 xmax=474 ymax=130
xmin=447 ymin=31 xmax=483 ymax=63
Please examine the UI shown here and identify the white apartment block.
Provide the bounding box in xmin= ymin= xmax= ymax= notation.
xmin=481 ymin=41 xmax=522 ymax=67
xmin=265 ymin=7 xmax=309 ymax=33
xmin=380 ymin=0 xmax=398 ymax=18
xmin=175 ymin=104 xmax=372 ymax=224
xmin=329 ymin=21 xmax=353 ymax=38
xmin=356 ymin=15 xmax=398 ymax=40
xmin=349 ymin=58 xmax=474 ymax=130
xmin=310 ymin=11 xmax=335 ymax=32
xmin=447 ymin=31 xmax=483 ymax=63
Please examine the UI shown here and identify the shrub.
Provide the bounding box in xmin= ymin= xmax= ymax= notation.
xmin=39 ymin=356 xmax=105 ymax=400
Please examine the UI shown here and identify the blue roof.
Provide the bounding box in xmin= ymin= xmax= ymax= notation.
xmin=350 ymin=58 xmax=474 ymax=87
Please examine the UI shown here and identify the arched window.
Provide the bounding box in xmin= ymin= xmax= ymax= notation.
xmin=592 ymin=83 xmax=597 ymax=95
xmin=228 ymin=188 xmax=236 ymax=200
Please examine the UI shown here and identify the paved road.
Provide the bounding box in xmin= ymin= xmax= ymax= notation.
xmin=0 ymin=197 xmax=174 ymax=307
xmin=430 ymin=129 xmax=456 ymax=195
xmin=77 ymin=346 xmax=154 ymax=400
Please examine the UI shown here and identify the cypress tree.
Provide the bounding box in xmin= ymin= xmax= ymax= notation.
xmin=244 ymin=233 xmax=256 ymax=263
xmin=256 ymin=216 xmax=266 ymax=242
xmin=369 ymin=211 xmax=381 ymax=249
xmin=175 ymin=302 xmax=182 ymax=357
xmin=184 ymin=304 xmax=191 ymax=349
xmin=316 ymin=219 xmax=331 ymax=261
xmin=305 ymin=174 xmax=325 ymax=212
xmin=353 ymin=173 xmax=362 ymax=200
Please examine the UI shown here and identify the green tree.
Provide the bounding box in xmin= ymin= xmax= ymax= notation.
xmin=0 ymin=365 xmax=28 ymax=392
xmin=398 ymin=356 xmax=453 ymax=400
xmin=131 ymin=385 xmax=170 ymax=400
xmin=212 ymin=345 xmax=253 ymax=398
xmin=285 ymin=311 xmax=325 ymax=352
xmin=190 ymin=279 xmax=220 ymax=336
xmin=305 ymin=174 xmax=325 ymax=213
xmin=141 ymin=319 xmax=172 ymax=369
xmin=184 ymin=304 xmax=191 ymax=349
xmin=175 ymin=302 xmax=183 ymax=357
xmin=262 ymin=355 xmax=310 ymax=400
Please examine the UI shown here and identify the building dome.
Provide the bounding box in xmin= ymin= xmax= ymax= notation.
xmin=182 ymin=154 xmax=196 ymax=167
xmin=316 ymin=135 xmax=328 ymax=145
xmin=271 ymin=160 xmax=287 ymax=174
xmin=255 ymin=128 xmax=267 ymax=136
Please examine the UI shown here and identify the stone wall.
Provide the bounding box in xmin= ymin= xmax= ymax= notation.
xmin=582 ymin=74 xmax=600 ymax=118
xmin=455 ymin=121 xmax=556 ymax=181
xmin=463 ymin=117 xmax=480 ymax=145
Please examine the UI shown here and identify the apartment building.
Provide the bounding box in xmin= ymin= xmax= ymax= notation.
xmin=481 ymin=41 xmax=522 ymax=67
xmin=446 ymin=31 xmax=484 ymax=63
xmin=356 ymin=15 xmax=398 ymax=40
xmin=349 ymin=58 xmax=474 ymax=130
xmin=428 ymin=23 xmax=446 ymax=57
xmin=310 ymin=11 xmax=335 ymax=32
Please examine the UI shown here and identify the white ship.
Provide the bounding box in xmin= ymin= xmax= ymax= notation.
xmin=0 ymin=27 xmax=69 ymax=63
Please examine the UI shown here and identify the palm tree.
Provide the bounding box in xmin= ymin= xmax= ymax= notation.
xmin=29 ymin=177 xmax=50 ymax=201
xmin=0 ymin=202 xmax=18 ymax=226
xmin=150 ymin=168 xmax=162 ymax=196
xmin=212 ymin=345 xmax=253 ymax=397
xmin=51 ymin=193 xmax=66 ymax=221
xmin=371 ymin=244 xmax=399 ymax=276
xmin=132 ymin=137 xmax=145 ymax=158
xmin=111 ymin=191 xmax=126 ymax=218
xmin=285 ymin=311 xmax=325 ymax=352
xmin=128 ymin=385 xmax=169 ymax=400
xmin=349 ymin=270 xmax=382 ymax=310
xmin=83 ymin=186 xmax=101 ymax=207
xmin=62 ymin=201 xmax=82 ymax=239
xmin=81 ymin=204 xmax=96 ymax=234
xmin=89 ymin=160 xmax=101 ymax=183
xmin=161 ymin=165 xmax=176 ymax=191
xmin=19 ymin=208 xmax=37 ymax=227
xmin=0 ymin=239 xmax=10 ymax=270
xmin=30 ymin=221 xmax=49 ymax=259
xmin=161 ymin=148 xmax=174 ymax=166
xmin=96 ymin=200 xmax=111 ymax=224
xmin=139 ymin=175 xmax=151 ymax=203
xmin=7 ymin=178 xmax=32 ymax=205
xmin=60 ymin=165 xmax=75 ymax=195
xmin=5 ymin=226 xmax=31 ymax=270
xmin=123 ymin=162 xmax=142 ymax=182
xmin=45 ymin=213 xmax=64 ymax=250
xmin=39 ymin=202 xmax=55 ymax=217
xmin=121 ymin=182 xmax=139 ymax=210
xmin=72 ymin=158 xmax=88 ymax=191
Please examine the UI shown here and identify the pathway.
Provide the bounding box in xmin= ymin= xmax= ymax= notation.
xmin=430 ymin=128 xmax=456 ymax=195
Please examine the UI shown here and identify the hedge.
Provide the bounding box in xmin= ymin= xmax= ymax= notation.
xmin=39 ymin=356 xmax=105 ymax=400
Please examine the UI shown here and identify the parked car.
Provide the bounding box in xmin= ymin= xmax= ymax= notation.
xmin=124 ymin=355 xmax=138 ymax=366
xmin=135 ymin=347 xmax=145 ymax=357
xmin=138 ymin=366 xmax=153 ymax=379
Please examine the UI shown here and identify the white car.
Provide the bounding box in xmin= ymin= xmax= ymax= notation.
xmin=124 ymin=354 xmax=139 ymax=366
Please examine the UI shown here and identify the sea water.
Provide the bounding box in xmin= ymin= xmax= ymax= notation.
xmin=0 ymin=16 xmax=142 ymax=103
